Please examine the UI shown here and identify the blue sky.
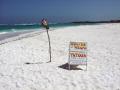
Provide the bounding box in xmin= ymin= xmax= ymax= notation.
xmin=0 ymin=0 xmax=120 ymax=24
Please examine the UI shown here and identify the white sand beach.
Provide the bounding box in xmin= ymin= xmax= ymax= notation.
xmin=0 ymin=23 xmax=120 ymax=90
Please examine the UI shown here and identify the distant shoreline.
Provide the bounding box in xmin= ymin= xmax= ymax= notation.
xmin=0 ymin=19 xmax=120 ymax=26
xmin=71 ymin=20 xmax=120 ymax=24
xmin=0 ymin=23 xmax=119 ymax=45
xmin=1 ymin=21 xmax=120 ymax=33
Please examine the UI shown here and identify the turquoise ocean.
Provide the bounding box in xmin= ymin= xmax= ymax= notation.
xmin=0 ymin=23 xmax=96 ymax=34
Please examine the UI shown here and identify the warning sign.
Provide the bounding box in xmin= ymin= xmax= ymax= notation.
xmin=68 ymin=42 xmax=87 ymax=69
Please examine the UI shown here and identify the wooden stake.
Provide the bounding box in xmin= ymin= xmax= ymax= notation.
xmin=46 ymin=29 xmax=51 ymax=62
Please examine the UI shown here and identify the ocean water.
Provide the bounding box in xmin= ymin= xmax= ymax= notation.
xmin=0 ymin=23 xmax=95 ymax=34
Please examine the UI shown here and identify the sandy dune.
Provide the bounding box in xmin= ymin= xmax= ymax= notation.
xmin=0 ymin=23 xmax=120 ymax=90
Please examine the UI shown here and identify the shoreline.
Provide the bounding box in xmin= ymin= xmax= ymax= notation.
xmin=0 ymin=29 xmax=46 ymax=45
xmin=0 ymin=23 xmax=119 ymax=45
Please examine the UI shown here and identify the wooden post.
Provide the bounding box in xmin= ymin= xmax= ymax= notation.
xmin=68 ymin=42 xmax=71 ymax=70
xmin=46 ymin=29 xmax=51 ymax=62
xmin=41 ymin=19 xmax=52 ymax=62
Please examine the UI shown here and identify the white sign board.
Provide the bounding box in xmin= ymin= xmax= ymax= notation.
xmin=68 ymin=42 xmax=87 ymax=70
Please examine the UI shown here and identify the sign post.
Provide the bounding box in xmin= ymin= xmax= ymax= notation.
xmin=41 ymin=19 xmax=51 ymax=62
xmin=68 ymin=42 xmax=87 ymax=70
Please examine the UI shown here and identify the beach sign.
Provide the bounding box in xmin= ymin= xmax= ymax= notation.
xmin=41 ymin=19 xmax=49 ymax=29
xmin=68 ymin=42 xmax=87 ymax=70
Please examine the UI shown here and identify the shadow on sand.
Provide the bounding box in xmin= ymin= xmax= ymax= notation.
xmin=25 ymin=62 xmax=43 ymax=64
xmin=58 ymin=63 xmax=83 ymax=70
